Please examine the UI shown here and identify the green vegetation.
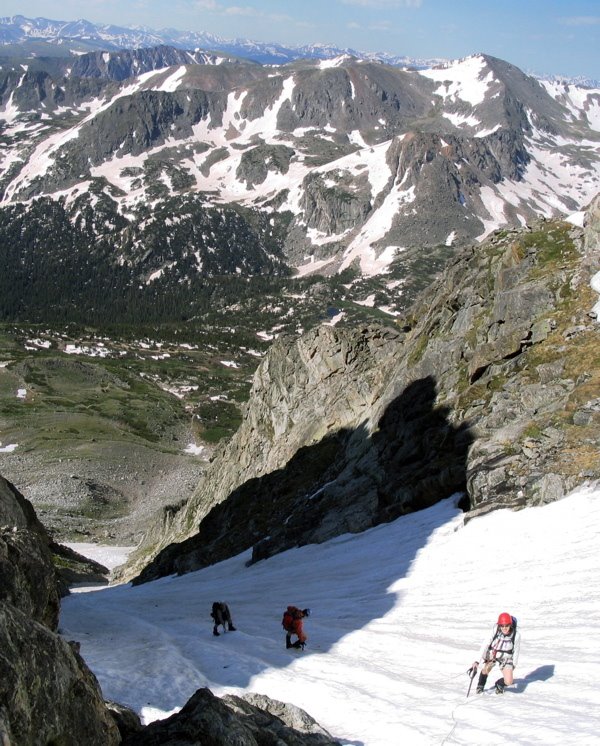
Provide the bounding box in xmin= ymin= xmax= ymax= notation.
xmin=406 ymin=330 xmax=429 ymax=366
xmin=0 ymin=328 xmax=213 ymax=454
xmin=521 ymin=223 xmax=578 ymax=269
xmin=0 ymin=249 xmax=402 ymax=454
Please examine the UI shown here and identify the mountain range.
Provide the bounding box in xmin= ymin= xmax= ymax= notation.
xmin=0 ymin=13 xmax=447 ymax=69
xmin=1 ymin=19 xmax=599 ymax=324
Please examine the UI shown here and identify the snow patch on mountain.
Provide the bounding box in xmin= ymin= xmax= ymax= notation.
xmin=318 ymin=55 xmax=354 ymax=70
xmin=541 ymin=80 xmax=600 ymax=130
xmin=152 ymin=65 xmax=188 ymax=92
xmin=2 ymin=126 xmax=80 ymax=201
xmin=420 ymin=55 xmax=495 ymax=106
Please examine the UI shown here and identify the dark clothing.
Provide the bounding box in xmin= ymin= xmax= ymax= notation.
xmin=211 ymin=602 xmax=236 ymax=635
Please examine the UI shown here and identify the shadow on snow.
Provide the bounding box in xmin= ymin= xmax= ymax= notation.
xmin=65 ymin=375 xmax=475 ymax=722
xmin=514 ymin=665 xmax=555 ymax=693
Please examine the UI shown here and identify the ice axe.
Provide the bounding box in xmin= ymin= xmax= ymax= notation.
xmin=466 ymin=665 xmax=477 ymax=698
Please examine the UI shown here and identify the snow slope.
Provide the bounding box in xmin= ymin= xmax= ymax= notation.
xmin=60 ymin=485 xmax=600 ymax=745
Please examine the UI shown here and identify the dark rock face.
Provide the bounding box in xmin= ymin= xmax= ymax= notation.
xmin=0 ymin=604 xmax=120 ymax=745
xmin=0 ymin=473 xmax=49 ymax=533
xmin=0 ymin=526 xmax=60 ymax=629
xmin=120 ymin=688 xmax=340 ymax=745
xmin=393 ymin=202 xmax=600 ymax=517
xmin=0 ymin=68 xmax=109 ymax=112
xmin=0 ymin=476 xmax=120 ymax=746
xmin=0 ymin=474 xmax=68 ymax=612
xmin=106 ymin=700 xmax=144 ymax=739
xmin=377 ymin=126 xmax=534 ymax=249
xmin=300 ymin=171 xmax=372 ymax=235
xmin=51 ymin=543 xmax=110 ymax=590
xmin=68 ymin=45 xmax=243 ymax=82
xmin=0 ymin=473 xmax=109 ymax=595
xmin=277 ymin=63 xmax=433 ymax=135
xmin=236 ymin=143 xmax=295 ymax=187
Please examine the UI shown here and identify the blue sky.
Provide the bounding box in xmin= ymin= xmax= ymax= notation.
xmin=3 ymin=1 xmax=599 ymax=79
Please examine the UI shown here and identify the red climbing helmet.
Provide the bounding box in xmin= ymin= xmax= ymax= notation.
xmin=497 ymin=612 xmax=512 ymax=626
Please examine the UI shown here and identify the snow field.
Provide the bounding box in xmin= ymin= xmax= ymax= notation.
xmin=60 ymin=485 xmax=600 ymax=744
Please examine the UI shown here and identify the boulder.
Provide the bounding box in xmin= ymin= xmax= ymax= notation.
xmin=121 ymin=687 xmax=340 ymax=745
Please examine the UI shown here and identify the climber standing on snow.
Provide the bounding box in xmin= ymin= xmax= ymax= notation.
xmin=469 ymin=612 xmax=520 ymax=694
xmin=211 ymin=601 xmax=236 ymax=636
xmin=282 ymin=605 xmax=310 ymax=649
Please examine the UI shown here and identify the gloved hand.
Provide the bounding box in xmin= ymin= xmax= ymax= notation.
xmin=467 ymin=663 xmax=478 ymax=677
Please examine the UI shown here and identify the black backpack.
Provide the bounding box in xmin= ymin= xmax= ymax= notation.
xmin=211 ymin=602 xmax=225 ymax=620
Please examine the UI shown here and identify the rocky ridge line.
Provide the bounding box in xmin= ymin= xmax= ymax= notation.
xmin=125 ymin=194 xmax=600 ymax=584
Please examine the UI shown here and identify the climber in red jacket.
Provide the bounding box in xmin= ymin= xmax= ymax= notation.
xmin=282 ymin=606 xmax=310 ymax=649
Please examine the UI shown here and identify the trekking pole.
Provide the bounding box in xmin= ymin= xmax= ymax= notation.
xmin=466 ymin=666 xmax=477 ymax=698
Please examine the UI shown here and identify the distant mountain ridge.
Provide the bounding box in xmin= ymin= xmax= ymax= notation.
xmin=1 ymin=13 xmax=597 ymax=87
xmin=0 ymin=13 xmax=456 ymax=71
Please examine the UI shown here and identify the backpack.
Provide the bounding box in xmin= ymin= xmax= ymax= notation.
xmin=211 ymin=602 xmax=225 ymax=620
xmin=282 ymin=606 xmax=301 ymax=632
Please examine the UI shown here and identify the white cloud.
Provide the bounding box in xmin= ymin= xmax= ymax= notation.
xmin=192 ymin=1 xmax=299 ymax=24
xmin=368 ymin=20 xmax=393 ymax=32
xmin=225 ymin=5 xmax=257 ymax=16
xmin=194 ymin=0 xmax=219 ymax=10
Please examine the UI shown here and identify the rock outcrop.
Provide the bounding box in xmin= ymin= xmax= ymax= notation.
xmin=120 ymin=688 xmax=340 ymax=745
xmin=380 ymin=206 xmax=600 ymax=518
xmin=0 ymin=473 xmax=110 ymax=594
xmin=128 ymin=195 xmax=600 ymax=584
xmin=131 ymin=328 xmax=474 ymax=583
xmin=0 ymin=476 xmax=121 ymax=745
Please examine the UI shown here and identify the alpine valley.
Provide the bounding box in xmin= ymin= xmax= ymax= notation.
xmin=1 ymin=14 xmax=600 ymax=746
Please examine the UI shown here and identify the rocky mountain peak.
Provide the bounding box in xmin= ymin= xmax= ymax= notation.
xmin=1 ymin=44 xmax=598 ymax=284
